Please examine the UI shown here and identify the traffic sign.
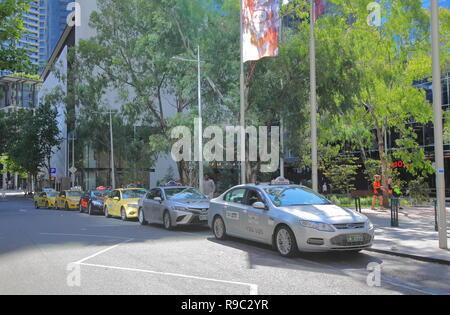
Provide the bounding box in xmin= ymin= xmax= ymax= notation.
xmin=50 ymin=168 xmax=56 ymax=174
xmin=69 ymin=167 xmax=77 ymax=174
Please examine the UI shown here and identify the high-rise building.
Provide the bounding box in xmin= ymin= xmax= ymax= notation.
xmin=17 ymin=1 xmax=40 ymax=67
xmin=39 ymin=0 xmax=73 ymax=69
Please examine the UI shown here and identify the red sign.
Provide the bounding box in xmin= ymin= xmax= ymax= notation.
xmin=390 ymin=161 xmax=411 ymax=168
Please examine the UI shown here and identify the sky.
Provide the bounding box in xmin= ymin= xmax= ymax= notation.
xmin=422 ymin=0 xmax=450 ymax=9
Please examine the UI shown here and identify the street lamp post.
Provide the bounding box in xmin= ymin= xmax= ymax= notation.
xmin=430 ymin=0 xmax=447 ymax=250
xmin=310 ymin=0 xmax=318 ymax=192
xmin=172 ymin=46 xmax=205 ymax=193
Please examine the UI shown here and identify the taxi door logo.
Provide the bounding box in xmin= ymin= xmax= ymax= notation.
xmin=226 ymin=211 xmax=240 ymax=220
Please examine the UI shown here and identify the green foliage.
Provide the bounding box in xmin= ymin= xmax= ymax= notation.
xmin=363 ymin=159 xmax=382 ymax=184
xmin=320 ymin=154 xmax=361 ymax=194
xmin=408 ymin=177 xmax=431 ymax=204
xmin=0 ymin=0 xmax=35 ymax=73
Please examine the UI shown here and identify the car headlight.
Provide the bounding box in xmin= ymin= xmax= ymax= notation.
xmin=299 ymin=220 xmax=335 ymax=232
xmin=367 ymin=220 xmax=374 ymax=229
xmin=173 ymin=206 xmax=188 ymax=211
xmin=127 ymin=204 xmax=138 ymax=208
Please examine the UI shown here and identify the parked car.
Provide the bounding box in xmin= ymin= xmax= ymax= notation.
xmin=56 ymin=190 xmax=84 ymax=210
xmin=104 ymin=188 xmax=147 ymax=221
xmin=34 ymin=191 xmax=58 ymax=209
xmin=79 ymin=188 xmax=111 ymax=215
xmin=208 ymin=177 xmax=375 ymax=257
xmin=138 ymin=185 xmax=209 ymax=230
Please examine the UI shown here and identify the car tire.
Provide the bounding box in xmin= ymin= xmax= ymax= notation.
xmin=274 ymin=225 xmax=298 ymax=258
xmin=138 ymin=208 xmax=148 ymax=225
xmin=104 ymin=207 xmax=111 ymax=218
xmin=79 ymin=203 xmax=83 ymax=213
xmin=121 ymin=208 xmax=128 ymax=221
xmin=65 ymin=202 xmax=69 ymax=211
xmin=45 ymin=202 xmax=49 ymax=209
xmin=35 ymin=202 xmax=39 ymax=209
xmin=213 ymin=216 xmax=227 ymax=240
xmin=163 ymin=211 xmax=172 ymax=230
xmin=88 ymin=203 xmax=93 ymax=216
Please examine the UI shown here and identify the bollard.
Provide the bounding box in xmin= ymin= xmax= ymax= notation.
xmin=354 ymin=197 xmax=362 ymax=213
xmin=390 ymin=198 xmax=399 ymax=227
xmin=434 ymin=200 xmax=439 ymax=232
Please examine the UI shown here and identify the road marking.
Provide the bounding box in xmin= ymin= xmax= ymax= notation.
xmin=74 ymin=238 xmax=134 ymax=264
xmin=65 ymin=233 xmax=258 ymax=295
xmin=78 ymin=262 xmax=258 ymax=295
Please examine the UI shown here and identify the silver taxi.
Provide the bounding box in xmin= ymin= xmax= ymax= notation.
xmin=208 ymin=178 xmax=375 ymax=257
xmin=138 ymin=185 xmax=209 ymax=230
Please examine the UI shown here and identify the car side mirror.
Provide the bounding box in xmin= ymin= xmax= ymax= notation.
xmin=154 ymin=197 xmax=162 ymax=202
xmin=252 ymin=202 xmax=267 ymax=210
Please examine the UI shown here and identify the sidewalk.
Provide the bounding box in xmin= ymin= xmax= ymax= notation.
xmin=360 ymin=206 xmax=450 ymax=264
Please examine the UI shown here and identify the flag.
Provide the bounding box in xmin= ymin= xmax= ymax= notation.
xmin=242 ymin=0 xmax=280 ymax=63
xmin=313 ymin=0 xmax=326 ymax=22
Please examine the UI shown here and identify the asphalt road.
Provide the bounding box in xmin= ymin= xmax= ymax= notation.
xmin=1 ymin=197 xmax=450 ymax=295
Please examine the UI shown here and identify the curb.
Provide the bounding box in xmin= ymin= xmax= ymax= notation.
xmin=366 ymin=248 xmax=450 ymax=266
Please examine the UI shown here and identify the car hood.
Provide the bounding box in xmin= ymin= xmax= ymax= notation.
xmin=278 ymin=204 xmax=367 ymax=224
xmin=171 ymin=200 xmax=210 ymax=209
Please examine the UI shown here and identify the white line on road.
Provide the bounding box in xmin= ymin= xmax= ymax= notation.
xmin=78 ymin=262 xmax=258 ymax=295
xmin=74 ymin=238 xmax=134 ymax=264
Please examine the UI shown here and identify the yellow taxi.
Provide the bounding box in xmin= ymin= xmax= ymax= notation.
xmin=34 ymin=191 xmax=58 ymax=209
xmin=56 ymin=190 xmax=84 ymax=210
xmin=104 ymin=188 xmax=147 ymax=221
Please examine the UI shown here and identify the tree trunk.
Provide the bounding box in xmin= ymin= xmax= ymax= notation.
xmin=375 ymin=124 xmax=389 ymax=208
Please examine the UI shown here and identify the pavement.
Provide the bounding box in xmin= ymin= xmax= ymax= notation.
xmin=359 ymin=206 xmax=450 ymax=264
xmin=1 ymin=197 xmax=450 ymax=295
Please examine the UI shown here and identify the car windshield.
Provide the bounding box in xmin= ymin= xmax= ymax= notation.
xmin=264 ymin=186 xmax=331 ymax=207
xmin=121 ymin=189 xmax=147 ymax=199
xmin=165 ymin=188 xmax=207 ymax=201
xmin=92 ymin=190 xmax=109 ymax=197
xmin=67 ymin=191 xmax=82 ymax=197
xmin=47 ymin=192 xmax=57 ymax=197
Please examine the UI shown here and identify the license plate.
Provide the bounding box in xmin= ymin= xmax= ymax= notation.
xmin=199 ymin=215 xmax=208 ymax=221
xmin=347 ymin=234 xmax=364 ymax=242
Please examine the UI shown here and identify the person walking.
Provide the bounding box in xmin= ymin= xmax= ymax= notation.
xmin=371 ymin=175 xmax=384 ymax=210
xmin=203 ymin=175 xmax=216 ymax=199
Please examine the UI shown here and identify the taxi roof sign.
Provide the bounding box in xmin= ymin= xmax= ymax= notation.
xmin=271 ymin=177 xmax=291 ymax=185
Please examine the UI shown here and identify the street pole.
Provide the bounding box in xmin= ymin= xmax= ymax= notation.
xmin=431 ymin=0 xmax=447 ymax=250
xmin=197 ymin=46 xmax=204 ymax=194
xmin=280 ymin=118 xmax=285 ymax=178
xmin=310 ymin=0 xmax=318 ymax=192
xmin=72 ymin=132 xmax=75 ymax=187
xmin=240 ymin=0 xmax=246 ymax=185
xmin=109 ymin=110 xmax=116 ymax=189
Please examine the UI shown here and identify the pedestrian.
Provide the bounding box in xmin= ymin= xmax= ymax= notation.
xmin=371 ymin=175 xmax=385 ymax=210
xmin=203 ymin=175 xmax=216 ymax=199
xmin=322 ymin=182 xmax=328 ymax=195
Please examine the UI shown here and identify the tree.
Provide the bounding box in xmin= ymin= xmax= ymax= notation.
xmin=0 ymin=0 xmax=34 ymax=72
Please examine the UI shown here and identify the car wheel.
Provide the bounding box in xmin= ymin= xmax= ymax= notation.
xmin=121 ymin=208 xmax=128 ymax=221
xmin=45 ymin=202 xmax=49 ymax=209
xmin=35 ymin=202 xmax=39 ymax=209
xmin=88 ymin=203 xmax=93 ymax=216
xmin=65 ymin=202 xmax=69 ymax=211
xmin=79 ymin=203 xmax=83 ymax=213
xmin=163 ymin=211 xmax=172 ymax=230
xmin=138 ymin=208 xmax=147 ymax=225
xmin=213 ymin=216 xmax=227 ymax=240
xmin=275 ymin=225 xmax=298 ymax=258
xmin=104 ymin=207 xmax=111 ymax=218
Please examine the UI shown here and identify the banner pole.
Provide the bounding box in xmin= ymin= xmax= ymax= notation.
xmin=240 ymin=0 xmax=246 ymax=185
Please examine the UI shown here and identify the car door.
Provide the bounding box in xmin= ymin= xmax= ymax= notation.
xmin=57 ymin=191 xmax=65 ymax=208
xmin=243 ymin=189 xmax=272 ymax=243
xmin=142 ymin=189 xmax=157 ymax=222
xmin=150 ymin=189 xmax=165 ymax=223
xmin=38 ymin=193 xmax=45 ymax=207
xmin=222 ymin=188 xmax=247 ymax=236
xmin=110 ymin=190 xmax=122 ymax=216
